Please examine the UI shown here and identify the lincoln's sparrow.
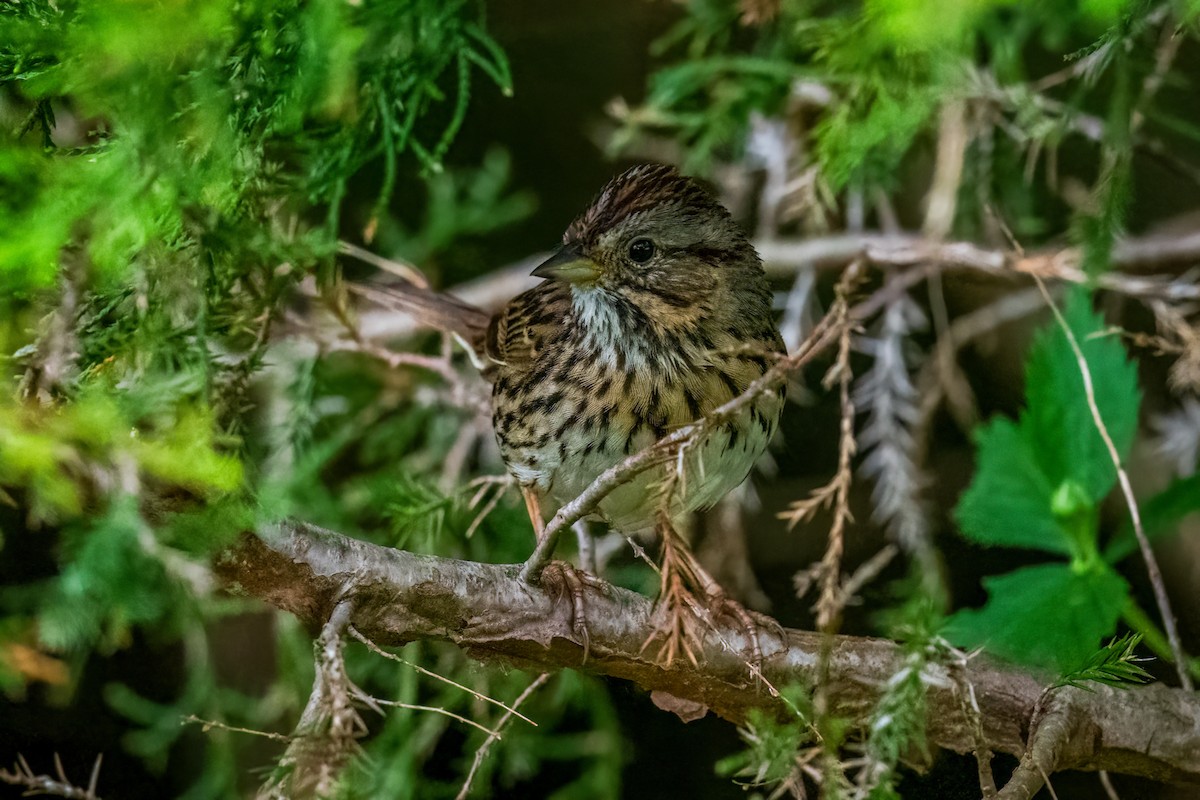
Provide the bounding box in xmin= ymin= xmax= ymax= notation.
xmin=389 ymin=164 xmax=785 ymax=662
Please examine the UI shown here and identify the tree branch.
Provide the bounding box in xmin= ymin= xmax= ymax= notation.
xmin=351 ymin=228 xmax=1200 ymax=343
xmin=216 ymin=521 xmax=1200 ymax=787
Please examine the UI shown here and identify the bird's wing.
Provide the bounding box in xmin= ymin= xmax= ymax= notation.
xmin=484 ymin=282 xmax=570 ymax=371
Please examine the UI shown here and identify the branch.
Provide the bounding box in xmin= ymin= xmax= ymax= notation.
xmin=216 ymin=521 xmax=1200 ymax=787
xmin=0 ymin=754 xmax=103 ymax=800
xmin=996 ymin=690 xmax=1084 ymax=800
xmin=352 ymin=228 xmax=1200 ymax=343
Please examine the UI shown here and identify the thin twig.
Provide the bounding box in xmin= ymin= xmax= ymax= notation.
xmin=836 ymin=544 xmax=899 ymax=608
xmin=0 ymin=754 xmax=103 ymax=800
xmin=1032 ymin=275 xmax=1193 ymax=690
xmin=1131 ymin=8 xmax=1182 ymax=134
xmin=182 ymin=715 xmax=292 ymax=743
xmin=355 ymin=229 xmax=1200 ymax=345
xmin=801 ymin=265 xmax=865 ymax=798
xmin=338 ymin=241 xmax=429 ymax=288
xmin=369 ymin=699 xmax=495 ymax=736
xmin=1098 ymin=770 xmax=1122 ymax=800
xmin=455 ymin=674 xmax=551 ymax=800
xmin=348 ymin=627 xmax=537 ymax=726
xmin=813 ymin=270 xmax=861 ymax=633
xmin=946 ymin=647 xmax=997 ymax=798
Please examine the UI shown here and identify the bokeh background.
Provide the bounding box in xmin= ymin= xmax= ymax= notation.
xmin=3 ymin=1 xmax=1199 ymax=798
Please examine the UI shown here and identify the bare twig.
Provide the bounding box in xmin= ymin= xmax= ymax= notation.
xmin=182 ymin=715 xmax=291 ymax=743
xmin=368 ymin=698 xmax=494 ymax=735
xmin=455 ymin=674 xmax=551 ymax=800
xmin=923 ymin=99 xmax=969 ymax=240
xmin=813 ymin=266 xmax=862 ymax=633
xmin=836 ymin=545 xmax=899 ymax=608
xmin=0 ymin=753 xmax=103 ymax=800
xmin=353 ymin=229 xmax=1200 ymax=345
xmin=1131 ymin=9 xmax=1182 ymax=134
xmin=338 ymin=241 xmax=428 ymax=288
xmin=1032 ymin=275 xmax=1193 ymax=690
xmin=946 ymin=648 xmax=997 ymax=798
xmin=258 ymin=599 xmax=364 ymax=800
xmin=348 ymin=626 xmax=537 ymax=727
xmin=463 ymin=475 xmax=514 ymax=539
xmin=916 ymin=286 xmax=1047 ymax=437
xmin=1099 ymin=770 xmax=1122 ymax=800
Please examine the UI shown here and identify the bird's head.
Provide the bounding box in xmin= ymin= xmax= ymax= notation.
xmin=531 ymin=164 xmax=760 ymax=318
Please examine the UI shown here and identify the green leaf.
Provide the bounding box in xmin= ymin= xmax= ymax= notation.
xmin=954 ymin=289 xmax=1142 ymax=563
xmin=1023 ymin=290 xmax=1141 ymax=502
xmin=953 ymin=418 xmax=1068 ymax=554
xmin=943 ymin=562 xmax=1129 ymax=671
xmin=1103 ymin=473 xmax=1200 ymax=563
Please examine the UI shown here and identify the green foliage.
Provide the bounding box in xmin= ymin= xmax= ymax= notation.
xmin=945 ymin=563 xmax=1130 ymax=671
xmin=1054 ymin=632 xmax=1153 ymax=690
xmin=716 ymin=685 xmax=815 ymax=790
xmin=620 ymin=0 xmax=1174 ymax=242
xmin=955 ymin=291 xmax=1141 ymax=564
xmin=947 ymin=290 xmax=1145 ymax=672
xmin=0 ymin=2 xmax=612 ymax=797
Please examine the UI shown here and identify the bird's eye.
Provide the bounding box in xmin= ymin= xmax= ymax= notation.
xmin=628 ymin=238 xmax=655 ymax=263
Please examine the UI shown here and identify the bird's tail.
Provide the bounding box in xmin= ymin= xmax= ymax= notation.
xmin=347 ymin=279 xmax=492 ymax=355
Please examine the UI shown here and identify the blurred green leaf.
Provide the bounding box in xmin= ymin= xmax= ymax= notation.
xmin=1024 ymin=291 xmax=1141 ymax=501
xmin=944 ymin=562 xmax=1129 ymax=672
xmin=954 ymin=418 xmax=1068 ymax=554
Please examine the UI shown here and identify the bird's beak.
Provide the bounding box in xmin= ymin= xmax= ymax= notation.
xmin=531 ymin=244 xmax=600 ymax=285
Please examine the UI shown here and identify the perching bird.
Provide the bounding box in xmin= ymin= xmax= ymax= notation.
xmin=371 ymin=164 xmax=785 ymax=664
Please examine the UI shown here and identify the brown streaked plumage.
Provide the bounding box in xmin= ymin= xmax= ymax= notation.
xmin=485 ymin=164 xmax=786 ymax=663
xmin=488 ymin=164 xmax=784 ymax=536
xmin=372 ymin=163 xmax=785 ymax=663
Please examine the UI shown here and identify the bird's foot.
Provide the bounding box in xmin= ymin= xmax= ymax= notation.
xmin=695 ymin=583 xmax=784 ymax=671
xmin=537 ymin=560 xmax=606 ymax=662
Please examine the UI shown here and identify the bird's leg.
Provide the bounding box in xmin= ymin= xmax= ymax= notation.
xmin=518 ymin=486 xmax=603 ymax=661
xmin=644 ymin=513 xmax=780 ymax=668
xmin=522 ymin=485 xmax=546 ymax=541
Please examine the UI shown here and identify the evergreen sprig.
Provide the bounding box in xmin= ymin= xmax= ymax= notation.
xmin=1054 ymin=633 xmax=1154 ymax=691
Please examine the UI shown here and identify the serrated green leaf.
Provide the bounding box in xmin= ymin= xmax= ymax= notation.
xmin=953 ymin=418 xmax=1068 ymax=554
xmin=1024 ymin=290 xmax=1141 ymax=502
xmin=943 ymin=562 xmax=1129 ymax=671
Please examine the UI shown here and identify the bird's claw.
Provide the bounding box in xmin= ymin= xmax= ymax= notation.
xmin=699 ymin=586 xmax=782 ymax=670
xmin=537 ymin=560 xmax=605 ymax=662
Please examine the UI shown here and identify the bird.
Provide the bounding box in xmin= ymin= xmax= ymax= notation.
xmin=371 ymin=164 xmax=786 ymax=664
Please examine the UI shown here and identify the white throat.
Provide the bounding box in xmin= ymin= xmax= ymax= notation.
xmin=571 ymin=286 xmax=650 ymax=370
